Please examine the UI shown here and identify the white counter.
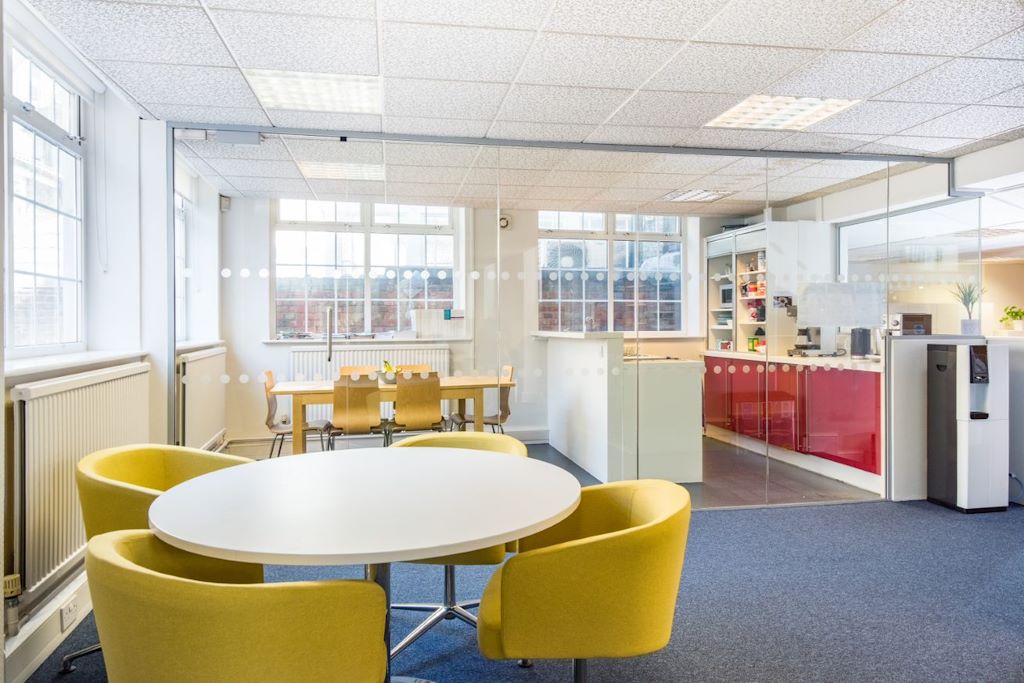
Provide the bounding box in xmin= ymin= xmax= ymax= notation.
xmin=702 ymin=349 xmax=885 ymax=373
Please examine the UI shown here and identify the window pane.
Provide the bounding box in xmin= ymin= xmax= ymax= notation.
xmin=276 ymin=231 xmax=306 ymax=263
xmin=59 ymin=150 xmax=78 ymax=216
xmin=60 ymin=281 xmax=79 ymax=343
xmin=584 ymin=240 xmax=606 ymax=269
xmin=585 ymin=302 xmax=608 ymax=332
xmin=337 ymin=300 xmax=365 ymax=334
xmin=399 ymin=205 xmax=427 ymax=225
xmin=615 ymin=214 xmax=636 ymax=233
xmin=560 ymin=211 xmax=582 ymax=231
xmin=275 ymin=265 xmax=306 ymax=298
xmin=305 ymin=231 xmax=335 ymax=265
xmin=559 ymin=240 xmax=583 ymax=269
xmin=35 ymin=136 xmax=59 ymax=209
xmin=582 ymin=212 xmax=604 ymax=231
xmin=306 ymin=200 xmax=335 ymax=222
xmin=371 ymin=301 xmax=398 ymax=332
xmin=560 ymin=302 xmax=583 ymax=331
xmin=426 ymin=235 xmax=454 ymax=266
xmin=307 ymin=266 xmax=334 ymax=298
xmin=370 ymin=269 xmax=397 ymax=298
xmin=13 ymin=198 xmax=35 ymax=272
xmin=613 ymin=302 xmax=635 ymax=331
xmin=371 ymin=234 xmax=397 ymax=265
xmin=12 ymin=124 xmax=34 ymax=200
xmin=399 ymin=234 xmax=426 ymax=266
xmin=336 ymin=232 xmax=364 ymax=266
xmin=276 ymin=300 xmax=305 ymax=336
xmin=336 ymin=201 xmax=361 ymax=223
xmin=30 ymin=64 xmax=55 ymax=122
xmin=538 ymin=211 xmax=558 ymax=231
xmin=637 ymin=270 xmax=658 ymax=300
xmin=400 ymin=269 xmax=427 ymax=300
xmin=306 ymin=300 xmax=332 ymax=336
xmin=12 ymin=49 xmax=31 ymax=102
xmin=585 ymin=271 xmax=607 ymax=300
xmin=34 ymin=275 xmax=61 ymax=345
xmin=426 ymin=206 xmax=450 ymax=225
xmin=541 ymin=270 xmax=559 ymax=300
xmin=428 ymin=269 xmax=454 ymax=299
xmin=638 ymin=302 xmax=658 ymax=331
xmin=279 ymin=199 xmax=306 ymax=221
xmin=339 ymin=267 xmax=364 ymax=299
xmin=538 ymin=239 xmax=559 ymax=268
xmin=60 ymin=216 xmax=79 ymax=279
xmin=12 ymin=274 xmax=35 ymax=346
xmin=561 ymin=271 xmax=583 ymax=299
xmin=374 ymin=203 xmax=398 ymax=224
xmin=53 ymin=83 xmax=73 ymax=134
xmin=538 ymin=302 xmax=558 ymax=331
xmin=34 ymin=207 xmax=59 ymax=277
xmin=658 ymin=301 xmax=681 ymax=331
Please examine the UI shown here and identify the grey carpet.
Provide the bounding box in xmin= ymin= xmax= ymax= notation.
xmin=28 ymin=501 xmax=1024 ymax=682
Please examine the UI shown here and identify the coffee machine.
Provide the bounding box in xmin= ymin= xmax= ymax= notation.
xmin=927 ymin=342 xmax=1009 ymax=512
xmin=789 ymin=326 xmax=838 ymax=357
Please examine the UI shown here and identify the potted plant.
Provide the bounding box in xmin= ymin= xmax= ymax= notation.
xmin=1000 ymin=305 xmax=1024 ymax=331
xmin=951 ymin=281 xmax=984 ymax=335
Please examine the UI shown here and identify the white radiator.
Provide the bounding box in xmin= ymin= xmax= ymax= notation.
xmin=178 ymin=346 xmax=227 ymax=450
xmin=290 ymin=344 xmax=450 ymax=420
xmin=11 ymin=362 xmax=150 ymax=609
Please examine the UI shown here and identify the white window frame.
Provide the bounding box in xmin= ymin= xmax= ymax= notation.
xmin=538 ymin=211 xmax=691 ymax=337
xmin=271 ymin=200 xmax=464 ymax=339
xmin=4 ymin=43 xmax=87 ymax=358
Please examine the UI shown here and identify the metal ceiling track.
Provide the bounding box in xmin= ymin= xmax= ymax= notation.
xmin=168 ymin=120 xmax=953 ymax=166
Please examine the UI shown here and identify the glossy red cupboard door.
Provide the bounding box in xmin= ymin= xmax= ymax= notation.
xmin=802 ymin=368 xmax=881 ymax=474
xmin=766 ymin=363 xmax=800 ymax=450
xmin=730 ymin=359 xmax=765 ymax=439
xmin=703 ymin=357 xmax=732 ymax=429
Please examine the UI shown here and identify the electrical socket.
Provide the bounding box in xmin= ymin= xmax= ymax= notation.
xmin=60 ymin=600 xmax=79 ymax=633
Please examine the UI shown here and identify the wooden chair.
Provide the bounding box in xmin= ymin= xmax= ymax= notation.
xmin=451 ymin=365 xmax=514 ymax=433
xmin=386 ymin=372 xmax=444 ymax=446
xmin=264 ymin=371 xmax=328 ymax=457
xmin=338 ymin=365 xmax=377 ymax=378
xmin=391 ymin=363 xmax=431 ymax=375
xmin=326 ymin=374 xmax=387 ymax=449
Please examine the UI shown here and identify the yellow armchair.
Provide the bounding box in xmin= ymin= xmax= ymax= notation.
xmin=477 ymin=480 xmax=692 ymax=680
xmin=76 ymin=444 xmax=251 ymax=539
xmin=87 ymin=530 xmax=386 ymax=683
xmin=387 ymin=431 xmax=527 ymax=658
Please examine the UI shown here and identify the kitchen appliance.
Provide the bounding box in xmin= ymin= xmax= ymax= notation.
xmin=888 ymin=313 xmax=932 ymax=336
xmin=850 ymin=328 xmax=872 ymax=358
xmin=719 ymin=284 xmax=734 ymax=307
xmin=927 ymin=342 xmax=1009 ymax=512
xmin=789 ymin=326 xmax=841 ymax=357
xmin=794 ymin=326 xmax=820 ymax=350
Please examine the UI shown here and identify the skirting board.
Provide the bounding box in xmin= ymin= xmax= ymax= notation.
xmin=4 ymin=573 xmax=92 ymax=683
xmin=705 ymin=426 xmax=883 ymax=495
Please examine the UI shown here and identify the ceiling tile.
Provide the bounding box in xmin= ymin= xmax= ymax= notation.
xmin=205 ymin=158 xmax=302 ymax=177
xmin=496 ymin=84 xmax=630 ymax=124
xmin=555 ymin=149 xmax=647 ymax=172
xmin=145 ymin=103 xmax=271 ymax=125
xmin=769 ymin=51 xmax=945 ymax=99
xmin=480 ymin=147 xmax=568 ymax=170
xmin=212 ymin=10 xmax=378 ymax=73
xmin=98 ymin=61 xmax=260 ymax=107
xmin=695 ymin=0 xmax=899 ymax=48
xmin=384 ymin=165 xmax=468 ymax=184
xmin=184 ymin=136 xmax=292 ymax=160
xmin=682 ymin=174 xmax=764 ymax=191
xmin=487 ymin=121 xmax=595 ymax=142
xmin=676 ymin=128 xmax=794 ymax=150
xmin=379 ymin=0 xmax=548 ymax=29
xmin=971 ymin=27 xmax=1024 ymax=59
xmin=285 ymin=138 xmax=383 ymax=163
xmin=109 ymin=0 xmax=199 ymax=4
xmin=455 ymin=183 xmax=501 ymax=198
xmin=640 ymin=154 xmax=736 ymax=175
xmin=899 ymin=105 xmax=1024 ymax=138
xmin=206 ymin=0 xmax=375 ymax=18
xmin=543 ymin=170 xmax=626 ymax=187
xmin=787 ymin=160 xmax=890 ymax=178
xmin=383 ymin=116 xmax=491 ymax=138
xmin=224 ymin=176 xmax=311 ymax=192
xmin=879 ymin=58 xmax=1024 ymax=105
xmin=607 ymin=91 xmax=742 ymax=127
xmin=841 ymin=0 xmax=1024 ymax=56
xmin=381 ymin=22 xmax=533 ymax=81
xmin=649 ymin=43 xmax=818 ymax=94
xmin=716 ymin=157 xmax=815 ymax=176
xmin=266 ymin=110 xmax=382 ymax=131
xmin=495 ymin=169 xmax=556 ymax=185
xmin=854 ymin=135 xmax=975 ymax=154
xmin=308 ymin=179 xmax=386 ymax=195
xmin=383 ymin=79 xmax=508 ymax=120
xmin=517 ymin=33 xmax=682 ymax=89
xmin=384 ymin=181 xmax=460 ymax=196
xmin=753 ymin=176 xmax=849 ymax=193
xmin=807 ymin=101 xmax=959 ymax=134
xmin=766 ymin=132 xmax=879 ymax=153
xmin=521 ymin=186 xmax=603 ymax=200
xmin=613 ymin=172 xmax=702 ymax=189
xmin=984 ymin=86 xmax=1024 ymax=107
xmin=545 ymin=0 xmax=730 ymax=41
xmin=591 ymin=187 xmax=667 ymax=202
xmin=586 ymin=125 xmax=690 ymax=146
xmin=28 ymin=0 xmax=232 ymax=66
xmin=384 ymin=142 xmax=483 ymax=167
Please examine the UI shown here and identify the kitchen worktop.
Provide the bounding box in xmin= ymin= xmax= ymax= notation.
xmin=701 ymin=349 xmax=884 ymax=373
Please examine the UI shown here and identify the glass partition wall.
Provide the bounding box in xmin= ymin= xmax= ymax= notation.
xmin=170 ymin=128 xmax=981 ymax=509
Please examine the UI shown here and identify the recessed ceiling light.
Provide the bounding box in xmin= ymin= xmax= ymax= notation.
xmin=298 ymin=160 xmax=385 ymax=181
xmin=705 ymin=95 xmax=860 ymax=131
xmin=662 ymin=189 xmax=733 ymax=202
xmin=244 ymin=69 xmax=381 ymax=114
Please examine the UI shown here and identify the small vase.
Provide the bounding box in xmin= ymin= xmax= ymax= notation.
xmin=961 ymin=319 xmax=981 ymax=335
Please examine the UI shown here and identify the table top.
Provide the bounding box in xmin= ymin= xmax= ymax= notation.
xmin=149 ymin=448 xmax=581 ymax=566
xmin=271 ymin=375 xmax=514 ymax=395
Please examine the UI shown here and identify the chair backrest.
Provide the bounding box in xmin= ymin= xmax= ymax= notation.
xmin=498 ymin=365 xmax=515 ymax=421
xmin=263 ymin=370 xmax=278 ymax=429
xmin=391 ymin=431 xmax=527 ymax=457
xmin=76 ymin=445 xmax=250 ymax=539
xmin=396 ymin=363 xmax=431 ymax=374
xmin=338 ymin=365 xmax=377 ymax=378
xmin=394 ymin=372 xmax=442 ymax=431
xmin=332 ymin=374 xmax=383 ymax=435
xmin=87 ymin=530 xmax=386 ymax=683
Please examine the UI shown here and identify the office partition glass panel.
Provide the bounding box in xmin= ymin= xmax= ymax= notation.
xmin=979 ymin=186 xmax=1024 ymax=338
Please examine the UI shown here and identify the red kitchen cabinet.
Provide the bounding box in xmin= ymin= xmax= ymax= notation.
xmin=766 ymin=363 xmax=801 ymax=451
xmin=703 ymin=356 xmax=732 ymax=430
xmin=801 ymin=368 xmax=881 ymax=474
xmin=730 ymin=359 xmax=766 ymax=440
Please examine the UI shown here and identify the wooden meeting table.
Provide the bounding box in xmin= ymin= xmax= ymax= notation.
xmin=270 ymin=374 xmax=515 ymax=453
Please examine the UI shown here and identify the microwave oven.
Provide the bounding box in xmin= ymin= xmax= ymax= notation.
xmin=719 ymin=284 xmax=734 ymax=307
xmin=888 ymin=313 xmax=932 ymax=335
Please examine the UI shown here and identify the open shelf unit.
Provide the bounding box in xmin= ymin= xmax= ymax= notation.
xmin=705 ymin=226 xmax=768 ymax=354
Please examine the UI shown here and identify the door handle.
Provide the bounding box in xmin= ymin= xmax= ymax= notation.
xmin=326 ymin=305 xmax=334 ymax=363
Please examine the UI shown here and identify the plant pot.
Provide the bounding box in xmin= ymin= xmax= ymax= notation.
xmin=961 ymin=319 xmax=981 ymax=335
xmin=1013 ymin=320 xmax=1024 ymax=331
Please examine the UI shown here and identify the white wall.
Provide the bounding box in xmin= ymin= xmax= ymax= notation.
xmin=174 ymin=155 xmax=221 ymax=343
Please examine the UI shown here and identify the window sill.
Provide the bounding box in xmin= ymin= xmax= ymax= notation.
xmin=4 ymin=349 xmax=147 ymax=383
xmin=176 ymin=339 xmax=225 ymax=353
xmin=262 ymin=337 xmax=472 ymax=346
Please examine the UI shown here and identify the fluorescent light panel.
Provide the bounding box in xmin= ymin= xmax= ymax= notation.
xmin=298 ymin=160 xmax=385 ymax=181
xmin=705 ymin=95 xmax=860 ymax=131
xmin=244 ymin=69 xmax=381 ymax=114
xmin=662 ymin=189 xmax=733 ymax=202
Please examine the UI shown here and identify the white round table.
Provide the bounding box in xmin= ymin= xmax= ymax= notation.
xmin=149 ymin=447 xmax=581 ymax=681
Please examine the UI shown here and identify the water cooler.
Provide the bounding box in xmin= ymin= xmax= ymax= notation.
xmin=927 ymin=342 xmax=1009 ymax=512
